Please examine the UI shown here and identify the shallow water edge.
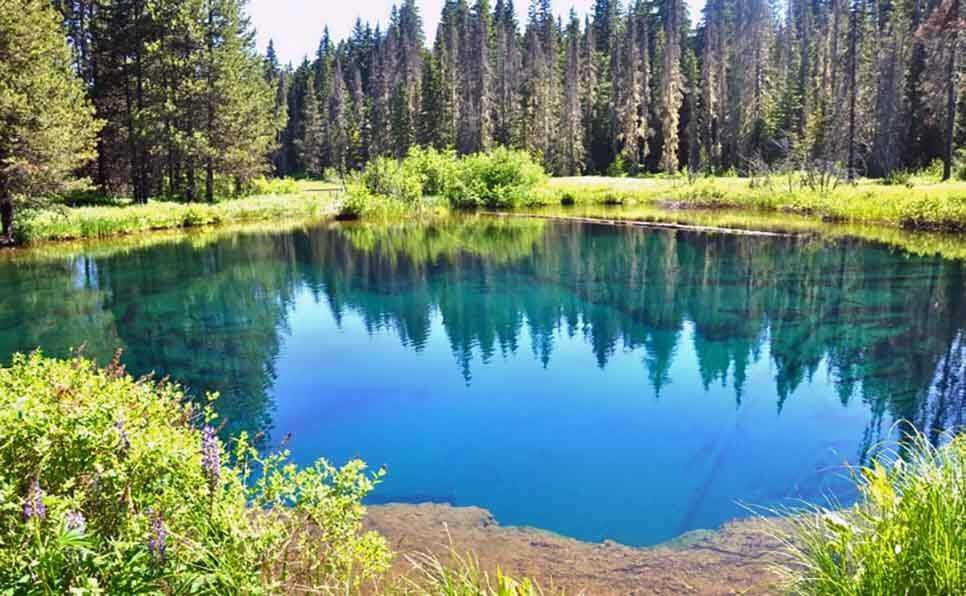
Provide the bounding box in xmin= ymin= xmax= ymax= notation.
xmin=367 ymin=503 xmax=787 ymax=595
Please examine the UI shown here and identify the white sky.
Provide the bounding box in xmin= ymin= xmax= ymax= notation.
xmin=250 ymin=0 xmax=706 ymax=66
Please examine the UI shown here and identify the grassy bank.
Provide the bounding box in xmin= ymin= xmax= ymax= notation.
xmin=780 ymin=432 xmax=966 ymax=594
xmin=338 ymin=147 xmax=966 ymax=233
xmin=13 ymin=180 xmax=342 ymax=245
xmin=539 ymin=176 xmax=966 ymax=232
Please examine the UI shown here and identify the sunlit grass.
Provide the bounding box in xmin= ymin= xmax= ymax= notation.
xmin=17 ymin=180 xmax=341 ymax=244
xmin=541 ymin=176 xmax=966 ymax=232
xmin=777 ymin=431 xmax=966 ymax=595
xmin=404 ymin=546 xmax=554 ymax=596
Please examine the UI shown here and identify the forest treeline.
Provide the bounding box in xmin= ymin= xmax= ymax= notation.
xmin=275 ymin=0 xmax=963 ymax=181
xmin=0 ymin=0 xmax=963 ymax=241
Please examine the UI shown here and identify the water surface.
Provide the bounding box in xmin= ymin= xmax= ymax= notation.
xmin=1 ymin=217 xmax=963 ymax=546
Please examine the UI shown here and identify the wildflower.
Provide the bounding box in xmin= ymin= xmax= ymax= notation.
xmin=115 ymin=420 xmax=131 ymax=451
xmin=148 ymin=510 xmax=167 ymax=564
xmin=22 ymin=478 xmax=46 ymax=521
xmin=201 ymin=426 xmax=220 ymax=488
xmin=65 ymin=510 xmax=86 ymax=534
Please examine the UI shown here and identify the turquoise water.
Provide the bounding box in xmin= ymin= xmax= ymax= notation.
xmin=0 ymin=218 xmax=963 ymax=546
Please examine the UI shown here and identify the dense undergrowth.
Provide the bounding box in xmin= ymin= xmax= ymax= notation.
xmin=0 ymin=351 xmax=391 ymax=593
xmin=339 ymin=147 xmax=547 ymax=219
xmin=780 ymin=432 xmax=966 ymax=595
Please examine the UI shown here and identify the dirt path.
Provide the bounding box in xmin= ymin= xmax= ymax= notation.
xmin=366 ymin=504 xmax=791 ymax=595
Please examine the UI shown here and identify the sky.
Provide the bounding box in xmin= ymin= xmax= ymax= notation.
xmin=250 ymin=0 xmax=705 ymax=66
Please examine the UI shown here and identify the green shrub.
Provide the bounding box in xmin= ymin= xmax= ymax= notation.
xmin=782 ymin=431 xmax=966 ymax=595
xmin=956 ymin=150 xmax=966 ymax=182
xmin=249 ymin=176 xmax=300 ymax=196
xmin=882 ymin=168 xmax=913 ymax=187
xmin=404 ymin=146 xmax=460 ymax=197
xmin=338 ymin=183 xmax=415 ymax=221
xmin=446 ymin=148 xmax=547 ymax=209
xmin=606 ymin=155 xmax=627 ymax=178
xmin=923 ymin=158 xmax=946 ymax=180
xmin=0 ymin=352 xmax=390 ymax=594
xmin=359 ymin=157 xmax=424 ymax=205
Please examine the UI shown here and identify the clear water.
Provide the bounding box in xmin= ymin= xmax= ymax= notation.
xmin=1 ymin=218 xmax=963 ymax=546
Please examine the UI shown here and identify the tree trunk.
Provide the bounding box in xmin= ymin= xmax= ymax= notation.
xmin=847 ymin=1 xmax=859 ymax=181
xmin=205 ymin=162 xmax=214 ymax=203
xmin=942 ymin=0 xmax=959 ymax=181
xmin=0 ymin=170 xmax=12 ymax=244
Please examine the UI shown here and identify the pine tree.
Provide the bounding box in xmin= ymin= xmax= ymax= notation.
xmin=296 ymin=72 xmax=324 ymax=177
xmin=0 ymin=0 xmax=100 ymax=240
xmin=916 ymin=0 xmax=963 ymax=180
xmin=657 ymin=0 xmax=684 ymax=173
xmin=328 ymin=55 xmax=350 ymax=175
xmin=561 ymin=10 xmax=586 ymax=174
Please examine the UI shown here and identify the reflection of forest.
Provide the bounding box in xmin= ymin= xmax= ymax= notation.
xmin=0 ymin=218 xmax=962 ymax=449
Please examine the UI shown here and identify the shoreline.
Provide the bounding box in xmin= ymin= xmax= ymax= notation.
xmin=366 ymin=503 xmax=789 ymax=595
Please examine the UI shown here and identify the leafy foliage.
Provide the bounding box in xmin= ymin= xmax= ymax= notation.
xmin=445 ymin=149 xmax=548 ymax=209
xmin=341 ymin=148 xmax=547 ymax=218
xmin=0 ymin=352 xmax=390 ymax=594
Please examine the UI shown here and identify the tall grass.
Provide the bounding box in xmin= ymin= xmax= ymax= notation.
xmin=781 ymin=431 xmax=966 ymax=595
xmin=542 ymin=177 xmax=966 ymax=231
xmin=17 ymin=192 xmax=333 ymax=244
xmin=406 ymin=547 xmax=552 ymax=596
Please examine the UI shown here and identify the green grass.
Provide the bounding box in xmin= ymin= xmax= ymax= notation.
xmin=539 ymin=176 xmax=966 ymax=232
xmin=15 ymin=179 xmax=342 ymax=244
xmin=404 ymin=547 xmax=553 ymax=596
xmin=779 ymin=431 xmax=966 ymax=595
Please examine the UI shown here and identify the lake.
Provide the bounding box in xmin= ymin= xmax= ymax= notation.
xmin=1 ymin=216 xmax=963 ymax=546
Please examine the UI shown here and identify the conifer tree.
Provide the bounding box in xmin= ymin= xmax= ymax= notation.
xmin=0 ymin=0 xmax=100 ymax=241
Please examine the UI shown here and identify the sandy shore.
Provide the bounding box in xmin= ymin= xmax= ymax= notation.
xmin=366 ymin=504 xmax=790 ymax=595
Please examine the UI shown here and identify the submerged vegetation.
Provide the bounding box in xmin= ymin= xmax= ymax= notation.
xmin=782 ymin=432 xmax=966 ymax=595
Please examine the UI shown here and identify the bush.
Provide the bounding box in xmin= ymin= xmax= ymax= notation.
xmin=403 ymin=146 xmax=460 ymax=197
xmin=782 ymin=431 xmax=966 ymax=595
xmin=249 ymin=176 xmax=300 ymax=196
xmin=882 ymin=168 xmax=914 ymax=187
xmin=359 ymin=157 xmax=424 ymax=205
xmin=343 ymin=148 xmax=547 ymax=217
xmin=338 ymin=184 xmax=412 ymax=221
xmin=606 ymin=156 xmax=627 ymax=178
xmin=446 ymin=148 xmax=547 ymax=209
xmin=0 ymin=352 xmax=390 ymax=593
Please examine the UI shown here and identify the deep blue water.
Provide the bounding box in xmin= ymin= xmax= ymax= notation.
xmin=0 ymin=217 xmax=963 ymax=546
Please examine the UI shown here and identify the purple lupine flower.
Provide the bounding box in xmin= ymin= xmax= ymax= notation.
xmin=22 ymin=478 xmax=46 ymax=521
xmin=65 ymin=510 xmax=86 ymax=534
xmin=148 ymin=510 xmax=167 ymax=564
xmin=115 ymin=420 xmax=130 ymax=452
xmin=201 ymin=426 xmax=220 ymax=488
